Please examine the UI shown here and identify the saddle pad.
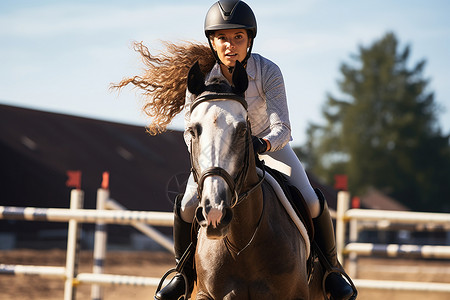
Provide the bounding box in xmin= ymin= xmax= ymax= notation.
xmin=256 ymin=168 xmax=311 ymax=258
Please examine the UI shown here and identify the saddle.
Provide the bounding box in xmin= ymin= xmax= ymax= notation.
xmin=256 ymin=158 xmax=315 ymax=244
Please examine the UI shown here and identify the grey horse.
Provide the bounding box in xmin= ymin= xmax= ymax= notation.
xmin=186 ymin=61 xmax=324 ymax=300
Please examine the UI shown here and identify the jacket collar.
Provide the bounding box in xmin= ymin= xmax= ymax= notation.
xmin=245 ymin=55 xmax=256 ymax=80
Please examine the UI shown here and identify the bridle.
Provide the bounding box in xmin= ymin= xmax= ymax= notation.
xmin=189 ymin=93 xmax=265 ymax=209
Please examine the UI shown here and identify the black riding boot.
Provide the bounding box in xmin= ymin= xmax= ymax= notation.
xmin=155 ymin=196 xmax=195 ymax=300
xmin=313 ymin=189 xmax=356 ymax=300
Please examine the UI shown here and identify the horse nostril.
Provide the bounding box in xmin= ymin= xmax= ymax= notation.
xmin=195 ymin=206 xmax=207 ymax=227
xmin=221 ymin=207 xmax=233 ymax=226
xmin=199 ymin=194 xmax=233 ymax=229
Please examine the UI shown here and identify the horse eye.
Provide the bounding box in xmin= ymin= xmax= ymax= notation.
xmin=189 ymin=124 xmax=202 ymax=139
xmin=238 ymin=125 xmax=247 ymax=137
xmin=188 ymin=128 xmax=196 ymax=138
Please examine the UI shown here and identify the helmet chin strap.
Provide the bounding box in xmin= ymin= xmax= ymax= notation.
xmin=208 ymin=38 xmax=254 ymax=74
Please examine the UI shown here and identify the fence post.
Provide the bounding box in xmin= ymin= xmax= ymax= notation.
xmin=64 ymin=189 xmax=84 ymax=300
xmin=91 ymin=187 xmax=109 ymax=300
xmin=348 ymin=218 xmax=359 ymax=278
xmin=336 ymin=191 xmax=350 ymax=263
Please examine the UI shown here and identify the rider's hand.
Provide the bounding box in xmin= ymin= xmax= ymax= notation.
xmin=252 ymin=136 xmax=270 ymax=154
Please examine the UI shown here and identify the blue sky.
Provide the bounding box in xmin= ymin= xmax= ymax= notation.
xmin=1 ymin=0 xmax=449 ymax=146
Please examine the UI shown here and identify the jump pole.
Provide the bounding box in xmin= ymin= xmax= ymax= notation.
xmin=0 ymin=264 xmax=65 ymax=277
xmin=0 ymin=207 xmax=173 ymax=226
xmin=64 ymin=189 xmax=84 ymax=300
xmin=91 ymin=177 xmax=109 ymax=300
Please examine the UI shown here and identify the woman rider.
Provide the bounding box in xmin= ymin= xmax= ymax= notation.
xmin=155 ymin=1 xmax=356 ymax=300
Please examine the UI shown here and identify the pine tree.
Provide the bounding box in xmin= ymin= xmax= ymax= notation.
xmin=299 ymin=32 xmax=450 ymax=212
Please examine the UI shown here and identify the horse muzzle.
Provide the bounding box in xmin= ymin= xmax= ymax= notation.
xmin=195 ymin=205 xmax=233 ymax=239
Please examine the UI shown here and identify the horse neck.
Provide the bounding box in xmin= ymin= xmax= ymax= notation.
xmin=228 ymin=149 xmax=264 ymax=250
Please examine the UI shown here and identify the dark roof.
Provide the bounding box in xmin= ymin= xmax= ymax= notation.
xmin=359 ymin=187 xmax=409 ymax=211
xmin=0 ymin=104 xmax=190 ymax=213
xmin=0 ymin=104 xmax=193 ymax=244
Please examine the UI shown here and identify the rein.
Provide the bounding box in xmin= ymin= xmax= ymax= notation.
xmin=224 ymin=182 xmax=265 ymax=256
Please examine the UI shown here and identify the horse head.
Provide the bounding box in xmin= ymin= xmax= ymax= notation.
xmin=187 ymin=61 xmax=250 ymax=239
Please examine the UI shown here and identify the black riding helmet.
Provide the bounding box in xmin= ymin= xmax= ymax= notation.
xmin=204 ymin=0 xmax=257 ymax=71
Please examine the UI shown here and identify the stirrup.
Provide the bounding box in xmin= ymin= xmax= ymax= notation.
xmin=155 ymin=268 xmax=190 ymax=300
xmin=155 ymin=242 xmax=194 ymax=300
xmin=312 ymin=241 xmax=358 ymax=300
xmin=322 ymin=267 xmax=358 ymax=300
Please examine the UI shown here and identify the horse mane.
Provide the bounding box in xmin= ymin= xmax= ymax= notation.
xmin=112 ymin=41 xmax=215 ymax=135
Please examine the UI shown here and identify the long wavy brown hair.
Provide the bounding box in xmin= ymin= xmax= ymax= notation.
xmin=112 ymin=41 xmax=216 ymax=135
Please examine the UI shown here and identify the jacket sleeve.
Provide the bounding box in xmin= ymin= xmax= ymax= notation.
xmin=260 ymin=60 xmax=292 ymax=151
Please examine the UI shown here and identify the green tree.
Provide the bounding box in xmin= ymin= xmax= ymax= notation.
xmin=298 ymin=32 xmax=450 ymax=212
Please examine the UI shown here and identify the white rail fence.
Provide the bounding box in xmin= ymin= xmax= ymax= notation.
xmin=3 ymin=188 xmax=450 ymax=297
xmin=335 ymin=191 xmax=450 ymax=293
xmin=0 ymin=188 xmax=174 ymax=300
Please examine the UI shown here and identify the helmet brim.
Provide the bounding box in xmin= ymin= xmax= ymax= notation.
xmin=205 ymin=24 xmax=256 ymax=38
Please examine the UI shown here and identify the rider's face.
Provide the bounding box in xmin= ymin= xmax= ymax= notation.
xmin=211 ymin=29 xmax=250 ymax=68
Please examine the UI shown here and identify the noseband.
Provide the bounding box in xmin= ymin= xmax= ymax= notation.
xmin=189 ymin=94 xmax=264 ymax=208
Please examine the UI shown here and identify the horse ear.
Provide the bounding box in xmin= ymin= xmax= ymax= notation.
xmin=187 ymin=61 xmax=206 ymax=95
xmin=232 ymin=61 xmax=249 ymax=95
